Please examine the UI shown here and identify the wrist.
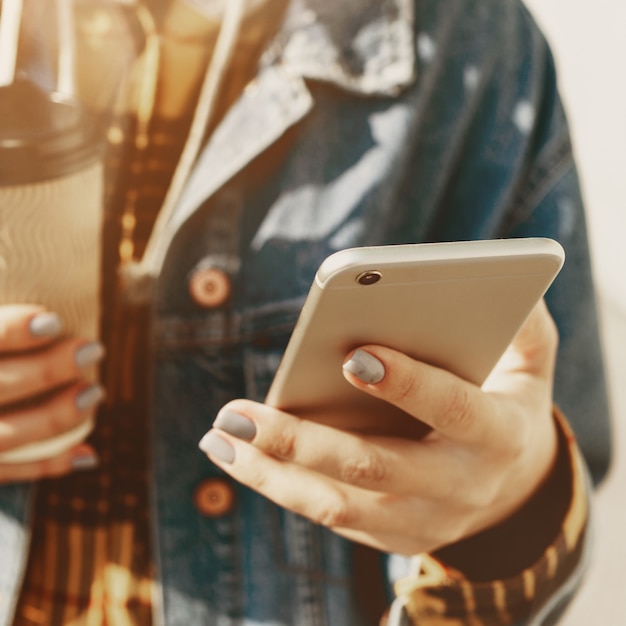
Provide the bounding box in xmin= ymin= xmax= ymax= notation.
xmin=433 ymin=407 xmax=572 ymax=581
xmin=393 ymin=408 xmax=592 ymax=624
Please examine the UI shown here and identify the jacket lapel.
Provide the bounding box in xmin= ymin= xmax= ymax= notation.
xmin=281 ymin=0 xmax=416 ymax=96
xmin=143 ymin=0 xmax=416 ymax=276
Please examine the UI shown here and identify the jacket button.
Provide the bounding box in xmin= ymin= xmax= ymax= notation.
xmin=189 ymin=268 xmax=231 ymax=308
xmin=194 ymin=478 xmax=235 ymax=517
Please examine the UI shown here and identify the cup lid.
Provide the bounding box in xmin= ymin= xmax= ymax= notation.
xmin=0 ymin=80 xmax=104 ymax=185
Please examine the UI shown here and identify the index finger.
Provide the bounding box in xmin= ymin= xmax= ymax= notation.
xmin=0 ymin=305 xmax=63 ymax=353
xmin=343 ymin=346 xmax=503 ymax=447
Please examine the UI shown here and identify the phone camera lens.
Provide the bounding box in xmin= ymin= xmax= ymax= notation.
xmin=356 ymin=270 xmax=382 ymax=285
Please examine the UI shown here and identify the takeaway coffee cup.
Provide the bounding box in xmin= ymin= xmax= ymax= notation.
xmin=0 ymin=0 xmax=141 ymax=463
xmin=0 ymin=80 xmax=105 ymax=463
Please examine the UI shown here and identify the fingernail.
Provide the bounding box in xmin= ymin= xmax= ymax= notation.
xmin=76 ymin=384 xmax=105 ymax=411
xmin=75 ymin=342 xmax=105 ymax=370
xmin=343 ymin=349 xmax=385 ymax=384
xmin=199 ymin=430 xmax=235 ymax=464
xmin=214 ymin=410 xmax=256 ymax=441
xmin=71 ymin=452 xmax=99 ymax=471
xmin=29 ymin=312 xmax=63 ymax=338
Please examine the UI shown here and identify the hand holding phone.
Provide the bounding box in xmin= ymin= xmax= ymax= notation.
xmin=200 ymin=238 xmax=565 ymax=556
xmin=201 ymin=282 xmax=563 ymax=558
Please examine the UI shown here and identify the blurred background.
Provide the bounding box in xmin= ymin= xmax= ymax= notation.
xmin=523 ymin=1 xmax=626 ymax=623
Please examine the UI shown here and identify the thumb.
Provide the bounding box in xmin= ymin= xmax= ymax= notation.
xmin=489 ymin=299 xmax=559 ymax=382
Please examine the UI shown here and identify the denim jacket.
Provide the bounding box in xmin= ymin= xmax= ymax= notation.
xmin=0 ymin=0 xmax=611 ymax=624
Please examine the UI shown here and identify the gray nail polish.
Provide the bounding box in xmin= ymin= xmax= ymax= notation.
xmin=199 ymin=430 xmax=235 ymax=464
xmin=29 ymin=312 xmax=63 ymax=338
xmin=71 ymin=453 xmax=99 ymax=471
xmin=75 ymin=342 xmax=105 ymax=369
xmin=76 ymin=384 xmax=105 ymax=411
xmin=343 ymin=349 xmax=385 ymax=384
xmin=214 ymin=410 xmax=256 ymax=441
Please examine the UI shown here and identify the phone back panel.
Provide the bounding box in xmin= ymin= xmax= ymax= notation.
xmin=266 ymin=239 xmax=564 ymax=413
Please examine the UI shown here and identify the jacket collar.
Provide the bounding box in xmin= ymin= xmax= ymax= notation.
xmin=132 ymin=0 xmax=416 ymax=286
xmin=277 ymin=0 xmax=416 ymax=96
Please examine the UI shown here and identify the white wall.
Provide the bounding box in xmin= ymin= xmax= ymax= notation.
xmin=524 ymin=0 xmax=626 ymax=307
xmin=522 ymin=2 xmax=626 ymax=623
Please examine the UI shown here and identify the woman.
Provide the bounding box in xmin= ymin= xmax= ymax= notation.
xmin=0 ymin=0 xmax=611 ymax=624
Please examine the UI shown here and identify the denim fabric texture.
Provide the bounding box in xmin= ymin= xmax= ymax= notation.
xmin=0 ymin=0 xmax=611 ymax=625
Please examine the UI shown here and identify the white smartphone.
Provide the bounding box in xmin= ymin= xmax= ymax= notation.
xmin=265 ymin=238 xmax=564 ymax=416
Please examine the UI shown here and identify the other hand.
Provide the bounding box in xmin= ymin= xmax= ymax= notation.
xmin=0 ymin=305 xmax=105 ymax=483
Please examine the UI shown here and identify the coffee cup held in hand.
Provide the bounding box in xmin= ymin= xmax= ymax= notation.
xmin=0 ymin=80 xmax=105 ymax=463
